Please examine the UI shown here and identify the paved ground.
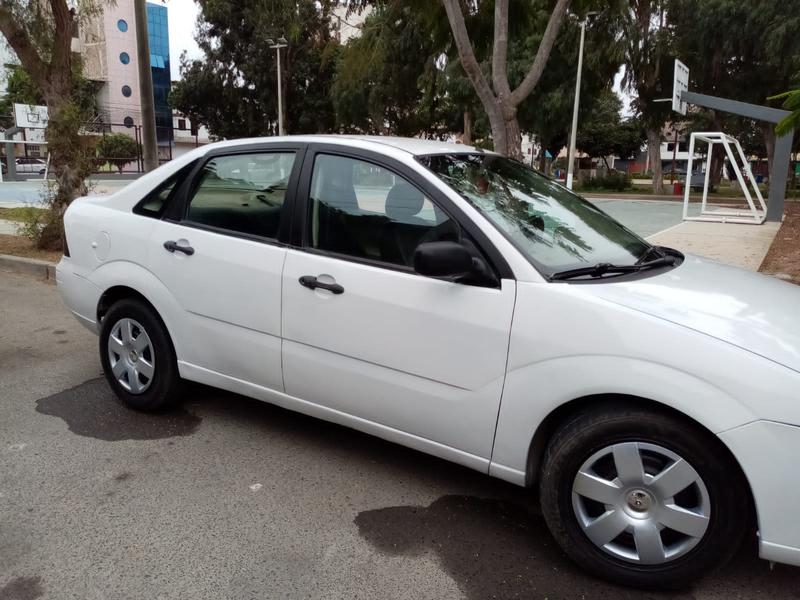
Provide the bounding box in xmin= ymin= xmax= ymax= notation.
xmin=1 ymin=270 xmax=799 ymax=599
xmin=0 ymin=180 xmax=131 ymax=208
xmin=590 ymin=198 xmax=685 ymax=237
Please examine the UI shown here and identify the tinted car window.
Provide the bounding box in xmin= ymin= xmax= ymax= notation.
xmin=134 ymin=162 xmax=197 ymax=218
xmin=308 ymin=154 xmax=458 ymax=267
xmin=186 ymin=152 xmax=296 ymax=239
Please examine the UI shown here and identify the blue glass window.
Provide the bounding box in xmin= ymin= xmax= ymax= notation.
xmin=121 ymin=85 xmax=132 ymax=98
xmin=117 ymin=19 xmax=128 ymax=32
xmin=119 ymin=52 xmax=130 ymax=65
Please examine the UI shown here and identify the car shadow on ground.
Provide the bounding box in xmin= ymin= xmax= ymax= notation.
xmin=35 ymin=379 xmax=800 ymax=599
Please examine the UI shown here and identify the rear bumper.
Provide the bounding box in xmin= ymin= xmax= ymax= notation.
xmin=719 ymin=420 xmax=800 ymax=567
xmin=55 ymin=258 xmax=101 ymax=334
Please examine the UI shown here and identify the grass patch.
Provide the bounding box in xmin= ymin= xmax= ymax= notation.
xmin=0 ymin=233 xmax=62 ymax=263
xmin=0 ymin=206 xmax=47 ymax=222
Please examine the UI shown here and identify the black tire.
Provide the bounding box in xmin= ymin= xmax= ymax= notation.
xmin=99 ymin=297 xmax=182 ymax=411
xmin=539 ymin=404 xmax=749 ymax=589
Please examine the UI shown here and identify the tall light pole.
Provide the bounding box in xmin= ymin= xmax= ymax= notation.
xmin=267 ymin=37 xmax=288 ymax=136
xmin=134 ymin=0 xmax=158 ymax=172
xmin=565 ymin=12 xmax=597 ymax=190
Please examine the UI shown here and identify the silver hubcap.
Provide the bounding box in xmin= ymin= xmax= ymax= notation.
xmin=107 ymin=318 xmax=155 ymax=394
xmin=571 ymin=442 xmax=711 ymax=565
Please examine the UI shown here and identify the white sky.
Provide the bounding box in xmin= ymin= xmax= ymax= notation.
xmin=165 ymin=0 xmax=203 ymax=80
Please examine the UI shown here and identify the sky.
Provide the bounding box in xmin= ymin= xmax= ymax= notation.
xmin=166 ymin=0 xmax=204 ymax=80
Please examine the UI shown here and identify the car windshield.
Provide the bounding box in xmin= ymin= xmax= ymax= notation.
xmin=418 ymin=153 xmax=652 ymax=277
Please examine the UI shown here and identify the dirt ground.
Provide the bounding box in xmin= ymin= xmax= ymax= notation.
xmin=0 ymin=233 xmax=62 ymax=263
xmin=759 ymin=201 xmax=800 ymax=285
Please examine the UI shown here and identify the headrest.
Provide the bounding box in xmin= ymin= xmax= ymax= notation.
xmin=385 ymin=181 xmax=425 ymax=221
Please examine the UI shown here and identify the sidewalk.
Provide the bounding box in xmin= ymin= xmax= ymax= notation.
xmin=647 ymin=220 xmax=782 ymax=270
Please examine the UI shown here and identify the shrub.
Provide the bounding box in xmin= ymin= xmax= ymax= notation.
xmin=588 ymin=171 xmax=632 ymax=191
xmin=96 ymin=133 xmax=139 ymax=174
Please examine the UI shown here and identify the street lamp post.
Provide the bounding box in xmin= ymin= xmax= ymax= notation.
xmin=565 ymin=13 xmax=597 ymax=190
xmin=267 ymin=37 xmax=288 ymax=136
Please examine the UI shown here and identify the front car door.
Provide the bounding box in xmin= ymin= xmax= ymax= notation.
xmin=144 ymin=143 xmax=304 ymax=392
xmin=281 ymin=145 xmax=516 ymax=468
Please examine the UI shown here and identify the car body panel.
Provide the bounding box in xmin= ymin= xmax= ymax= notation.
xmin=282 ymin=248 xmax=516 ymax=458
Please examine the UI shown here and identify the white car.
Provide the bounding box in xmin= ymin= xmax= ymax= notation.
xmin=57 ymin=136 xmax=800 ymax=588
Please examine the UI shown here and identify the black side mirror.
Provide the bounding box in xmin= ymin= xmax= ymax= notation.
xmin=413 ymin=241 xmax=475 ymax=278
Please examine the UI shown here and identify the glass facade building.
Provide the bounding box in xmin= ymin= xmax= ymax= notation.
xmin=147 ymin=3 xmax=173 ymax=146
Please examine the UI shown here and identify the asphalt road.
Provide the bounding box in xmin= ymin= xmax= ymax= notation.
xmin=1 ymin=270 xmax=799 ymax=600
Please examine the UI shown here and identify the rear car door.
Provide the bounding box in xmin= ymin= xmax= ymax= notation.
xmin=145 ymin=144 xmax=304 ymax=391
xmin=281 ymin=145 xmax=516 ymax=462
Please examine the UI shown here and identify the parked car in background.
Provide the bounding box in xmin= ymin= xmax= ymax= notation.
xmin=2 ymin=156 xmax=47 ymax=176
xmin=57 ymin=136 xmax=800 ymax=589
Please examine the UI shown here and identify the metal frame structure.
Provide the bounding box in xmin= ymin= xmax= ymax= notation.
xmin=682 ymin=132 xmax=766 ymax=224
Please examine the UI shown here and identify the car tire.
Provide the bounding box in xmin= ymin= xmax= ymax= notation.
xmin=539 ymin=404 xmax=749 ymax=589
xmin=99 ymin=298 xmax=182 ymax=411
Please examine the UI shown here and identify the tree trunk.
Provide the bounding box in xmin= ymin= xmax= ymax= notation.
xmin=709 ymin=112 xmax=725 ymax=184
xmin=463 ymin=111 xmax=472 ymax=145
xmin=646 ymin=128 xmax=664 ymax=194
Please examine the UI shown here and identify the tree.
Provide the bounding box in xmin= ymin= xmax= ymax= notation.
xmin=96 ymin=133 xmax=139 ymax=174
xmin=170 ymin=0 xmax=338 ymax=140
xmin=622 ymin=0 xmax=674 ymax=194
xmin=441 ymin=0 xmax=571 ymax=158
xmin=0 ymin=65 xmax=44 ymax=126
xmin=0 ymin=0 xmax=103 ymax=249
xmin=331 ymin=5 xmax=441 ymax=136
xmin=577 ymin=90 xmax=643 ymax=169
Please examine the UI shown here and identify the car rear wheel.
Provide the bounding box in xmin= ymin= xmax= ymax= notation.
xmin=539 ymin=405 xmax=749 ymax=589
xmin=99 ymin=298 xmax=182 ymax=411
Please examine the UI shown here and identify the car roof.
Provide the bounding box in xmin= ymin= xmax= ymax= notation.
xmin=202 ymin=134 xmax=487 ymax=157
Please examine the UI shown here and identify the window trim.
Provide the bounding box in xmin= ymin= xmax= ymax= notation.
xmin=133 ymin=160 xmax=198 ymax=218
xmin=166 ymin=142 xmax=308 ymax=246
xmin=293 ymin=144 xmax=514 ymax=282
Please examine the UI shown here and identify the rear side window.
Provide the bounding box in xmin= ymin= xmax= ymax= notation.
xmin=185 ymin=152 xmax=296 ymax=239
xmin=134 ymin=162 xmax=196 ymax=218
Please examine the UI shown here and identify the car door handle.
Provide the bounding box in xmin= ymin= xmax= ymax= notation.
xmin=163 ymin=240 xmax=195 ymax=256
xmin=299 ymin=275 xmax=344 ymax=294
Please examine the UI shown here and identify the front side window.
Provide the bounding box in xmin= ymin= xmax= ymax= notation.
xmin=185 ymin=152 xmax=296 ymax=239
xmin=419 ymin=154 xmax=652 ymax=277
xmin=308 ymin=154 xmax=458 ymax=267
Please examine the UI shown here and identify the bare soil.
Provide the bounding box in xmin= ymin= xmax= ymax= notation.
xmin=759 ymin=201 xmax=800 ymax=285
xmin=0 ymin=233 xmax=61 ymax=263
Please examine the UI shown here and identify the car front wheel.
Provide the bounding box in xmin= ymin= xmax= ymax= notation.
xmin=539 ymin=405 xmax=749 ymax=589
xmin=99 ymin=298 xmax=182 ymax=411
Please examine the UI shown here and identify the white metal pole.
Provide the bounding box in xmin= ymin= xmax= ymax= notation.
xmin=276 ymin=47 xmax=284 ymax=136
xmin=565 ymin=19 xmax=587 ymax=190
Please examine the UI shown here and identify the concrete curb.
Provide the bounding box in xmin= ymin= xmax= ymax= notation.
xmin=0 ymin=253 xmax=57 ymax=282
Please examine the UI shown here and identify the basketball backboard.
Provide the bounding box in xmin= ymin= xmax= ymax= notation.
xmin=673 ymin=60 xmax=689 ymax=115
xmin=14 ymin=103 xmax=49 ymax=129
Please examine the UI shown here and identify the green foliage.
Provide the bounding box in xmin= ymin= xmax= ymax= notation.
xmin=96 ymin=133 xmax=139 ymax=173
xmin=0 ymin=66 xmax=44 ymax=125
xmin=576 ymin=90 xmax=644 ymax=163
xmin=331 ymin=4 xmax=441 ymax=136
xmin=587 ymin=171 xmax=632 ymax=191
xmin=170 ymin=0 xmax=338 ymax=139
xmin=770 ymin=90 xmax=800 ymax=137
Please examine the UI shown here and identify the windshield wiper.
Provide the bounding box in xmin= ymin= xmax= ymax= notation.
xmin=549 ymin=255 xmax=676 ymax=281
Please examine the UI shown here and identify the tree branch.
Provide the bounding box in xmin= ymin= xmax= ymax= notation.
xmin=492 ymin=0 xmax=512 ymax=100
xmin=0 ymin=4 xmax=48 ymax=88
xmin=440 ymin=0 xmax=498 ymax=113
xmin=510 ymin=0 xmax=571 ymax=106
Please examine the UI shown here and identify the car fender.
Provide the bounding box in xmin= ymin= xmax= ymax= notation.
xmin=88 ymin=260 xmax=189 ymax=362
xmin=489 ymin=354 xmax=756 ymax=484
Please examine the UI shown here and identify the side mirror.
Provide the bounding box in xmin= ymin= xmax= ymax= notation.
xmin=413 ymin=241 xmax=474 ymax=278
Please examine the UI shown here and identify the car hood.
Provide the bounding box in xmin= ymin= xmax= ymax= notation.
xmin=585 ymin=254 xmax=800 ymax=373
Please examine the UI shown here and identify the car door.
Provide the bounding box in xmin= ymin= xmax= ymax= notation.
xmin=145 ymin=144 xmax=304 ymax=392
xmin=281 ymin=146 xmax=516 ymax=462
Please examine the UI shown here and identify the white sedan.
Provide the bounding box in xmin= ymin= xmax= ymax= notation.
xmin=57 ymin=136 xmax=800 ymax=588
